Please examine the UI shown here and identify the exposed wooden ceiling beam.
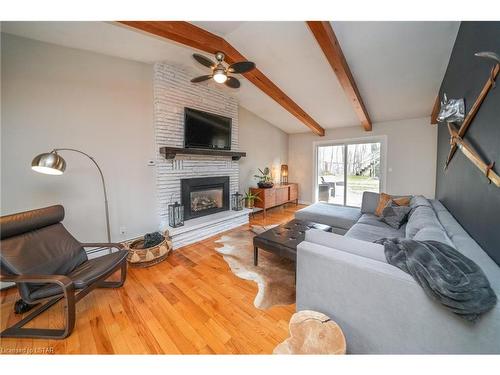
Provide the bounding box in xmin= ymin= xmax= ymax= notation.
xmin=118 ymin=21 xmax=325 ymax=136
xmin=430 ymin=95 xmax=440 ymax=124
xmin=306 ymin=21 xmax=372 ymax=131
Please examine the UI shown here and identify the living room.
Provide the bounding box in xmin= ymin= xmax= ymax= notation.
xmin=1 ymin=0 xmax=499 ymax=372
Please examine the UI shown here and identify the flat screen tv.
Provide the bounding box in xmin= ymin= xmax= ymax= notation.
xmin=184 ymin=107 xmax=232 ymax=150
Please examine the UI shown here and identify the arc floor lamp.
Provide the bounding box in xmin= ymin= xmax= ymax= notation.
xmin=31 ymin=148 xmax=111 ymax=244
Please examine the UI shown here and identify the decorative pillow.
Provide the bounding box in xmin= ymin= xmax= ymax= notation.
xmin=374 ymin=193 xmax=391 ymax=216
xmin=380 ymin=201 xmax=412 ymax=229
xmin=393 ymin=196 xmax=411 ymax=207
xmin=374 ymin=193 xmax=411 ymax=216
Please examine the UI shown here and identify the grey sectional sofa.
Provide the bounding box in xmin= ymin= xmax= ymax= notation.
xmin=295 ymin=192 xmax=500 ymax=354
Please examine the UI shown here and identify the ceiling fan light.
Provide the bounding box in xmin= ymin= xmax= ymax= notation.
xmin=213 ymin=70 xmax=227 ymax=83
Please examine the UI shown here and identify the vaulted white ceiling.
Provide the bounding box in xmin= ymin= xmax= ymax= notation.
xmin=1 ymin=21 xmax=460 ymax=134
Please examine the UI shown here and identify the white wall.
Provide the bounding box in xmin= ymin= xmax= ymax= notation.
xmin=1 ymin=33 xmax=157 ymax=242
xmin=288 ymin=117 xmax=437 ymax=204
xmin=238 ymin=106 xmax=289 ymax=193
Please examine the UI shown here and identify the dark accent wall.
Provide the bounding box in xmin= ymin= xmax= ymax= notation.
xmin=436 ymin=22 xmax=500 ymax=265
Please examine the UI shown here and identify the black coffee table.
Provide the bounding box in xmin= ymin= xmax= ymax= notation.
xmin=253 ymin=219 xmax=332 ymax=266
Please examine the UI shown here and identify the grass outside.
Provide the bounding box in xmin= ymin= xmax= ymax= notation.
xmin=347 ymin=175 xmax=379 ymax=192
xmin=346 ymin=175 xmax=379 ymax=206
xmin=320 ymin=174 xmax=379 ymax=207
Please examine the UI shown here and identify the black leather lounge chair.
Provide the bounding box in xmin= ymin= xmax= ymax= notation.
xmin=0 ymin=205 xmax=128 ymax=339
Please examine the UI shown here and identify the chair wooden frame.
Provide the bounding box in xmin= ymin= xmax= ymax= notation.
xmin=0 ymin=243 xmax=127 ymax=340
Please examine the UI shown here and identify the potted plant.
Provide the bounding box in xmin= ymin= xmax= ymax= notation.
xmin=254 ymin=167 xmax=274 ymax=188
xmin=244 ymin=191 xmax=262 ymax=209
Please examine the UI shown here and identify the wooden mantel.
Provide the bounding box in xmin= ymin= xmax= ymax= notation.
xmin=160 ymin=147 xmax=246 ymax=161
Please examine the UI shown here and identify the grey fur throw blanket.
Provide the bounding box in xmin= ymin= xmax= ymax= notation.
xmin=375 ymin=238 xmax=497 ymax=322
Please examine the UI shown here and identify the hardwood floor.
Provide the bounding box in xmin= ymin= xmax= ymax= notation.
xmin=0 ymin=204 xmax=304 ymax=354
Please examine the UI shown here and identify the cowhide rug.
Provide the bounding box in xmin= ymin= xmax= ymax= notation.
xmin=214 ymin=225 xmax=296 ymax=309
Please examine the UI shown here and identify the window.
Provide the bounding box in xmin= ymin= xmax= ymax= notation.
xmin=315 ymin=139 xmax=384 ymax=207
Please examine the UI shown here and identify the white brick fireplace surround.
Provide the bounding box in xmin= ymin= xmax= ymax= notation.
xmin=154 ymin=62 xmax=249 ymax=248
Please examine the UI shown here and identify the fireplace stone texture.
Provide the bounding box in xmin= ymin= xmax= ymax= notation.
xmin=154 ymin=62 xmax=239 ymax=227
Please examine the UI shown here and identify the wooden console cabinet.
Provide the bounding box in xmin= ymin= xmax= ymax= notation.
xmin=250 ymin=183 xmax=299 ymax=217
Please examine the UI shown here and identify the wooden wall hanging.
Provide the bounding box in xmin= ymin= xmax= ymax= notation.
xmin=444 ymin=53 xmax=499 ymax=187
xmin=447 ymin=123 xmax=500 ymax=187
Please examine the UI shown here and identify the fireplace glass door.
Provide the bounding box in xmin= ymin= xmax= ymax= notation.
xmin=191 ymin=188 xmax=224 ymax=213
xmin=181 ymin=176 xmax=230 ymax=220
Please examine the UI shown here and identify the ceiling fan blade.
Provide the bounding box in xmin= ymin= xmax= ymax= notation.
xmin=225 ymin=76 xmax=240 ymax=89
xmin=228 ymin=61 xmax=255 ymax=74
xmin=192 ymin=53 xmax=216 ymax=68
xmin=191 ymin=75 xmax=213 ymax=83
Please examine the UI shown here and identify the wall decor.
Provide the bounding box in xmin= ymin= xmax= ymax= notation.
xmin=447 ymin=123 xmax=500 ymax=187
xmin=436 ymin=22 xmax=500 ymax=266
xmin=437 ymin=93 xmax=465 ymax=124
xmin=444 ymin=51 xmax=499 ymax=185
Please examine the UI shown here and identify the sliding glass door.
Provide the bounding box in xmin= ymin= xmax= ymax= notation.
xmin=316 ymin=140 xmax=383 ymax=207
xmin=317 ymin=144 xmax=345 ymax=205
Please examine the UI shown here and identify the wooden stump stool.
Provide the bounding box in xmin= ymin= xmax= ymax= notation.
xmin=273 ymin=310 xmax=346 ymax=354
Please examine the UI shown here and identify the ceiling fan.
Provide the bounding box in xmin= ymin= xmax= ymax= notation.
xmin=190 ymin=52 xmax=256 ymax=89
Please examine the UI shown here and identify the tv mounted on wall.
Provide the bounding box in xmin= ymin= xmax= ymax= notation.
xmin=184 ymin=107 xmax=232 ymax=150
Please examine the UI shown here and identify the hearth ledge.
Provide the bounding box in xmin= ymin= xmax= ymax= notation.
xmin=161 ymin=208 xmax=252 ymax=250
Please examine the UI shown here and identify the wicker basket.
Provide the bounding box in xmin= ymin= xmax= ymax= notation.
xmin=123 ymin=230 xmax=172 ymax=268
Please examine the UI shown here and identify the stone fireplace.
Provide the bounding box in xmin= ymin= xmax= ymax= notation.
xmin=155 ymin=62 xmax=249 ymax=249
xmin=181 ymin=176 xmax=230 ymax=220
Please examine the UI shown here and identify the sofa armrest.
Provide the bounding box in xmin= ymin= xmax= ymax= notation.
xmin=296 ymin=241 xmax=500 ymax=354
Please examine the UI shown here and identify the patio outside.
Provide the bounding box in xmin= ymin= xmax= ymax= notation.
xmin=317 ymin=142 xmax=381 ymax=207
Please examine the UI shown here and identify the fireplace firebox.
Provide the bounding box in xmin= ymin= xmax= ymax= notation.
xmin=181 ymin=176 xmax=230 ymax=220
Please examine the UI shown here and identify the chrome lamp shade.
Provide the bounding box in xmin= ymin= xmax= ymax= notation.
xmin=31 ymin=152 xmax=66 ymax=175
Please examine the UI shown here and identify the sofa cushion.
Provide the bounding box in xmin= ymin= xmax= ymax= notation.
xmin=360 ymin=191 xmax=380 ymax=214
xmin=295 ymin=203 xmax=361 ymax=230
xmin=331 ymin=227 xmax=348 ymax=235
xmin=406 ymin=207 xmax=443 ymax=238
xmin=410 ymin=195 xmax=433 ymax=209
xmin=406 ymin=195 xmax=443 ymax=239
xmin=358 ymin=213 xmax=390 ymax=228
xmin=362 ymin=191 xmax=412 ymax=215
xmin=413 ymin=227 xmax=454 ymax=247
xmin=430 ymin=200 xmax=500 ymax=291
xmin=380 ymin=202 xmax=412 ymax=229
xmin=374 ymin=193 xmax=393 ymax=216
xmin=345 ymin=222 xmax=405 ymax=243
xmin=374 ymin=193 xmax=410 ymax=217
xmin=305 ymin=229 xmax=387 ymax=263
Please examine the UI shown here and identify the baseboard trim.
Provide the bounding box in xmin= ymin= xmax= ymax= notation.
xmin=298 ymin=200 xmax=313 ymax=205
